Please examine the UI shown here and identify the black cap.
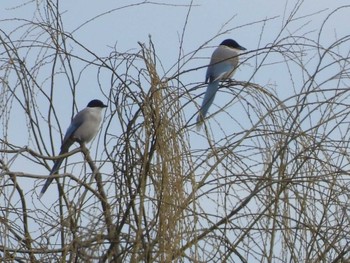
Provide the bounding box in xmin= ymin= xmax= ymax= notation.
xmin=220 ymin=39 xmax=246 ymax=51
xmin=87 ymin=99 xmax=108 ymax=108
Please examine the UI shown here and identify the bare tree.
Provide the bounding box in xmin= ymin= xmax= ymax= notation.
xmin=1 ymin=1 xmax=350 ymax=262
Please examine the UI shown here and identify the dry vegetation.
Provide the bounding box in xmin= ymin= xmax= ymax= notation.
xmin=1 ymin=1 xmax=350 ymax=262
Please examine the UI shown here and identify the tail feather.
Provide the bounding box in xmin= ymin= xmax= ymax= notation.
xmin=38 ymin=141 xmax=73 ymax=199
xmin=196 ymin=80 xmax=220 ymax=131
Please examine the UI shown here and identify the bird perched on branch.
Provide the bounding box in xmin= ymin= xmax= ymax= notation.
xmin=196 ymin=39 xmax=246 ymax=130
xmin=39 ymin=99 xmax=108 ymax=198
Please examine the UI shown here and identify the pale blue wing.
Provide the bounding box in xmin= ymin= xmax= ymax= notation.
xmin=39 ymin=111 xmax=85 ymax=198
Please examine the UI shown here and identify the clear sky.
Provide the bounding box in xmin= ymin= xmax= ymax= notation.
xmin=2 ymin=0 xmax=348 ymax=141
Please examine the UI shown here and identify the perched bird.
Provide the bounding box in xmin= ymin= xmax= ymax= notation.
xmin=39 ymin=99 xmax=108 ymax=198
xmin=196 ymin=39 xmax=246 ymax=130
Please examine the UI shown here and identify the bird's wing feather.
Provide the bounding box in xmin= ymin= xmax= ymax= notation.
xmin=207 ymin=46 xmax=239 ymax=81
xmin=38 ymin=109 xmax=87 ymax=199
xmin=196 ymin=46 xmax=241 ymax=130
xmin=62 ymin=109 xmax=87 ymax=143
xmin=211 ymin=63 xmax=235 ymax=82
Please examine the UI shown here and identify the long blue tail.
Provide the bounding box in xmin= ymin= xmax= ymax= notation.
xmin=38 ymin=141 xmax=72 ymax=199
xmin=196 ymin=80 xmax=220 ymax=131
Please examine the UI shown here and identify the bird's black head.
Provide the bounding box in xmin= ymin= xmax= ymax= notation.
xmin=220 ymin=39 xmax=246 ymax=51
xmin=87 ymin=99 xmax=108 ymax=108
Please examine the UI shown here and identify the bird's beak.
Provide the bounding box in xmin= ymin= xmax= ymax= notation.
xmin=239 ymin=46 xmax=247 ymax=51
